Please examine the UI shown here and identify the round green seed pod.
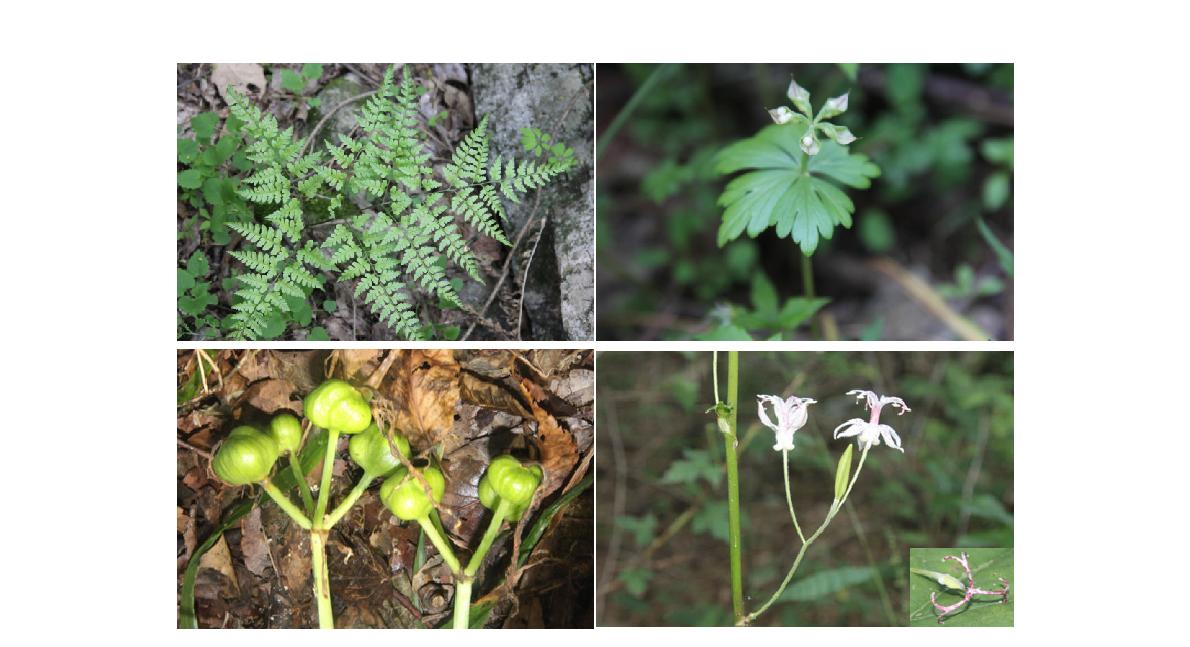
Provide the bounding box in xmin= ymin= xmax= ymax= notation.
xmin=484 ymin=455 xmax=543 ymax=509
xmin=212 ymin=426 xmax=279 ymax=485
xmin=268 ymin=413 xmax=303 ymax=455
xmin=304 ymin=379 xmax=372 ymax=434
xmin=477 ymin=472 xmax=497 ymax=509
xmin=348 ymin=423 xmax=411 ymax=477
xmin=379 ymin=466 xmax=445 ymax=521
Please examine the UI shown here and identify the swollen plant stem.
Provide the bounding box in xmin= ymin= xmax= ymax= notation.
xmin=455 ymin=499 xmax=512 ymax=629
xmin=260 ymin=480 xmax=312 ymax=529
xmin=289 ymin=454 xmax=315 ymax=515
xmin=323 ymin=474 xmax=374 ymax=528
xmin=310 ymin=530 xmax=334 ymax=629
xmin=723 ymin=351 xmax=744 ymax=625
xmin=782 ymin=450 xmax=806 ymax=543
xmin=742 ymin=446 xmax=871 ymax=625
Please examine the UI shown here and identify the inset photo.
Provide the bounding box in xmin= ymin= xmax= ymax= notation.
xmin=596 ymin=64 xmax=1013 ymax=341
xmin=177 ymin=63 xmax=593 ymax=342
xmin=909 ymin=547 xmax=1013 ymax=626
xmin=596 ymin=350 xmax=1012 ymax=626
xmin=177 ymin=349 xmax=593 ymax=628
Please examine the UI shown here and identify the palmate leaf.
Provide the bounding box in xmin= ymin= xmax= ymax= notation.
xmin=715 ymin=123 xmax=880 ymax=255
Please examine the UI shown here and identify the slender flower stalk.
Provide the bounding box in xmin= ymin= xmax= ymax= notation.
xmin=741 ymin=388 xmax=909 ymax=625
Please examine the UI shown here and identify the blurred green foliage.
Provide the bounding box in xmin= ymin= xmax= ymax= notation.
xmin=596 ymin=351 xmax=1013 ymax=626
xmin=596 ymin=64 xmax=1013 ymax=341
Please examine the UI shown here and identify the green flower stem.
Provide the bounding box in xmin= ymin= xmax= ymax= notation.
xmin=323 ymin=473 xmax=375 ymax=529
xmin=260 ymin=479 xmax=312 ymax=530
xmin=453 ymin=578 xmax=474 ymax=629
xmin=289 ymin=454 xmax=315 ymax=516
xmin=313 ymin=428 xmax=340 ymax=525
xmin=417 ymin=516 xmax=462 ymax=574
xmin=722 ymin=351 xmax=744 ymax=625
xmin=454 ymin=499 xmax=513 ymax=628
xmin=800 ymin=253 xmax=821 ymax=339
xmin=742 ymin=445 xmax=870 ymax=625
xmin=310 ymin=530 xmax=334 ymax=629
xmin=308 ymin=427 xmax=340 ymax=630
xmin=782 ymin=449 xmax=806 ymax=543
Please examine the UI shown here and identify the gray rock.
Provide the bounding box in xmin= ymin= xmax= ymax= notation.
xmin=471 ymin=64 xmax=594 ymax=341
xmin=307 ymin=73 xmax=368 ymax=150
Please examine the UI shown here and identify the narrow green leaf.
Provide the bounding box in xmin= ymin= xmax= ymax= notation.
xmin=179 ymin=497 xmax=258 ymax=628
xmin=779 ymin=565 xmax=877 ymax=601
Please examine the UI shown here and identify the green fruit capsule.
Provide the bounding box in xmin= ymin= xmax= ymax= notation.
xmin=212 ymin=426 xmax=279 ymax=485
xmin=269 ymin=413 xmax=303 ymax=455
xmin=484 ymin=455 xmax=543 ymax=508
xmin=348 ymin=423 xmax=411 ymax=477
xmin=304 ymin=379 xmax=372 ymax=434
xmin=380 ymin=466 xmax=446 ymax=521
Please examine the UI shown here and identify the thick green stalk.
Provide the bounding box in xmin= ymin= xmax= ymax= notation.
xmin=310 ymin=530 xmax=334 ymax=629
xmin=465 ymin=499 xmax=511 ymax=577
xmin=417 ymin=516 xmax=462 ymax=574
xmin=260 ymin=479 xmax=312 ymax=530
xmin=782 ymin=450 xmax=806 ymax=543
xmin=323 ymin=474 xmax=374 ymax=529
xmin=454 ymin=499 xmax=512 ymax=629
xmin=313 ymin=428 xmax=340 ymax=523
xmin=723 ymin=351 xmax=744 ymax=625
xmin=309 ymin=427 xmax=340 ymax=630
xmin=289 ymin=454 xmax=315 ymax=515
xmin=742 ymin=445 xmax=871 ymax=625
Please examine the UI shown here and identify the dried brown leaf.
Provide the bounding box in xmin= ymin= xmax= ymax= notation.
xmin=240 ymin=508 xmax=273 ymax=577
xmin=199 ymin=535 xmax=239 ymax=593
xmin=518 ymin=377 xmax=578 ymax=499
xmin=386 ymin=350 xmax=460 ymax=449
xmin=211 ymin=63 xmax=267 ymax=103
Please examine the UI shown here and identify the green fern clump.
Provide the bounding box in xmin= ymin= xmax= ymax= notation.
xmin=223 ymin=65 xmax=574 ymax=340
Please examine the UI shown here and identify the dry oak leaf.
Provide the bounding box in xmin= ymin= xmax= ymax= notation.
xmin=388 ymin=350 xmax=461 ymax=449
xmin=518 ymin=377 xmax=578 ymax=500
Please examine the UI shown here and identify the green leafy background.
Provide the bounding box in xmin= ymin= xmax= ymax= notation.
xmin=909 ymin=547 xmax=1013 ymax=627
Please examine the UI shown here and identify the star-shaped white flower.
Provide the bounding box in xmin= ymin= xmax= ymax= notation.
xmin=757 ymin=394 xmax=816 ymax=452
xmin=833 ymin=389 xmax=910 ymax=452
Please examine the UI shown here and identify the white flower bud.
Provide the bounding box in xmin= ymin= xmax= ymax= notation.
xmin=800 ymin=134 xmax=820 ymax=156
xmin=768 ymin=106 xmax=794 ymax=124
xmin=786 ymin=78 xmax=813 ymax=117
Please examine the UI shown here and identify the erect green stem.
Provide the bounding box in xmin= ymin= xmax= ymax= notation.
xmin=453 ymin=578 xmax=475 ymax=629
xmin=722 ymin=351 xmax=744 ymax=625
xmin=596 ymin=63 xmax=674 ymax=161
xmin=417 ymin=516 xmax=462 ymax=574
xmin=313 ymin=428 xmax=340 ymax=525
xmin=309 ymin=530 xmax=334 ymax=629
xmin=465 ymin=498 xmax=512 ymax=577
xmin=742 ymin=445 xmax=871 ymax=625
xmin=323 ymin=473 xmax=375 ymax=529
xmin=454 ymin=498 xmax=514 ymax=629
xmin=782 ymin=449 xmax=806 ymax=543
xmin=800 ymin=253 xmax=821 ymax=339
xmin=260 ymin=479 xmax=312 ymax=530
xmin=309 ymin=427 xmax=340 ymax=630
xmin=289 ymin=453 xmax=315 ymax=516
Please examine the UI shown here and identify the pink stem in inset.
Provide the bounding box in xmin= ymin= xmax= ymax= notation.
xmin=929 ymin=552 xmax=1011 ymax=623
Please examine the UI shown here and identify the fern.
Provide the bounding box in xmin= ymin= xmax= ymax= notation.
xmin=222 ymin=65 xmax=573 ymax=340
